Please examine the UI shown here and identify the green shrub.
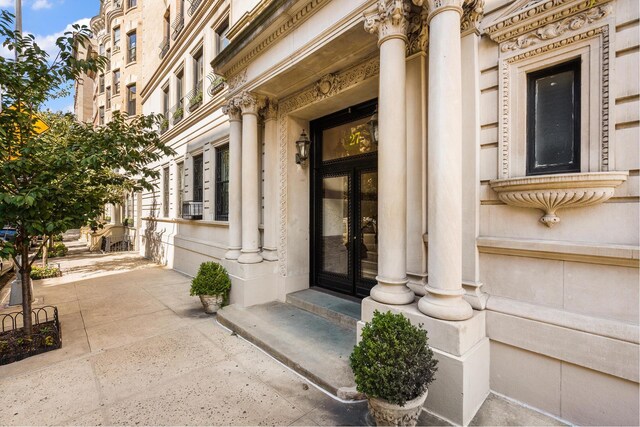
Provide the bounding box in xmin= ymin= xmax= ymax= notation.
xmin=37 ymin=242 xmax=68 ymax=259
xmin=31 ymin=265 xmax=62 ymax=280
xmin=350 ymin=310 xmax=438 ymax=406
xmin=190 ymin=262 xmax=231 ymax=304
xmin=52 ymin=234 xmax=63 ymax=242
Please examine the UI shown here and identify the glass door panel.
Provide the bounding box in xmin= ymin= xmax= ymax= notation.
xmin=358 ymin=171 xmax=378 ymax=283
xmin=320 ymin=175 xmax=351 ymax=278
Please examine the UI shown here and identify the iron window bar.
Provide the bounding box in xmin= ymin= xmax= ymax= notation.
xmin=172 ymin=13 xmax=185 ymax=40
xmin=159 ymin=38 xmax=170 ymax=60
xmin=207 ymin=72 xmax=227 ymax=97
xmin=187 ymin=84 xmax=203 ymax=112
xmin=187 ymin=0 xmax=203 ymax=17
xmin=182 ymin=201 xmax=203 ymax=220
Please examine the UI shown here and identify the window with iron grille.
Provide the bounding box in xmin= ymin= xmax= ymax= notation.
xmin=527 ymin=60 xmax=580 ymax=176
xmin=215 ymin=145 xmax=229 ymax=221
xmin=192 ymin=154 xmax=203 ymax=203
xmin=127 ymin=84 xmax=136 ymax=116
xmin=127 ymin=31 xmax=137 ymax=63
xmin=177 ymin=162 xmax=184 ymax=217
xmin=163 ymin=166 xmax=170 ymax=217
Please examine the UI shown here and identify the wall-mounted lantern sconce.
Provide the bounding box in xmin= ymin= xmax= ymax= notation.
xmin=295 ymin=129 xmax=311 ymax=166
xmin=368 ymin=106 xmax=378 ymax=145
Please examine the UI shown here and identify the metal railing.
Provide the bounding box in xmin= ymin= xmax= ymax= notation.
xmin=207 ymin=72 xmax=227 ymax=97
xmin=187 ymin=0 xmax=202 ymax=17
xmin=159 ymin=112 xmax=169 ymax=135
xmin=172 ymin=14 xmax=184 ymax=40
xmin=182 ymin=201 xmax=203 ymax=220
xmin=159 ymin=38 xmax=170 ymax=60
xmin=169 ymin=98 xmax=186 ymax=125
xmin=186 ymin=84 xmax=203 ymax=112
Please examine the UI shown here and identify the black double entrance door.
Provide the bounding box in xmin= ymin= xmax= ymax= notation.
xmin=310 ymin=100 xmax=378 ymax=298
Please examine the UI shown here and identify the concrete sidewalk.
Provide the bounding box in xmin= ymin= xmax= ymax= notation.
xmin=0 ymin=248 xmax=370 ymax=426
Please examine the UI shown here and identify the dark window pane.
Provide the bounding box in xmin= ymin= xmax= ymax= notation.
xmin=527 ymin=61 xmax=580 ymax=175
xmin=193 ymin=154 xmax=203 ymax=202
xmin=215 ymin=146 xmax=229 ymax=221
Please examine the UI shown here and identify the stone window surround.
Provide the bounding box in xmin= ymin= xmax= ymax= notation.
xmin=499 ymin=26 xmax=610 ymax=179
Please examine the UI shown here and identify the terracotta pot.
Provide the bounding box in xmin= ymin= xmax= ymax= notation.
xmin=199 ymin=295 xmax=224 ymax=314
xmin=368 ymin=390 xmax=428 ymax=427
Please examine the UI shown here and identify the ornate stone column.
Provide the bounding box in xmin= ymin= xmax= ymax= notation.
xmin=261 ymin=100 xmax=278 ymax=261
xmin=223 ymin=100 xmax=243 ymax=260
xmin=365 ymin=0 xmax=414 ymax=305
xmin=418 ymin=0 xmax=473 ymax=320
xmin=238 ymin=92 xmax=265 ymax=264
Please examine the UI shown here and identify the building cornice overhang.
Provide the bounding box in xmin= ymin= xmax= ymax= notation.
xmin=210 ymin=0 xmax=332 ymax=78
xmin=483 ymin=0 xmax=614 ymax=43
xmin=140 ymin=0 xmax=226 ymax=102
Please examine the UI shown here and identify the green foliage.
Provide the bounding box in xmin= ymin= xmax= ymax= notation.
xmin=36 ymin=242 xmax=67 ymax=259
xmin=30 ymin=265 xmax=61 ymax=280
xmin=190 ymin=262 xmax=231 ymax=304
xmin=52 ymin=234 xmax=63 ymax=242
xmin=350 ymin=310 xmax=438 ymax=406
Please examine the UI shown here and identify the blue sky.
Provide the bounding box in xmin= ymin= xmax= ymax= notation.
xmin=0 ymin=0 xmax=99 ymax=112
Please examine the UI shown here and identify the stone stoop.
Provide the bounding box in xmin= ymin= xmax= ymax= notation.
xmin=216 ymin=289 xmax=361 ymax=398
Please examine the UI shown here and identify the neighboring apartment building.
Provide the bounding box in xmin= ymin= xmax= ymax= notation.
xmin=78 ymin=0 xmax=640 ymax=425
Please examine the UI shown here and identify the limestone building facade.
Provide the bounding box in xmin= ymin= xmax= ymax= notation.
xmin=79 ymin=0 xmax=640 ymax=425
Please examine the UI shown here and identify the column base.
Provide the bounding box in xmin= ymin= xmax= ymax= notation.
xmin=261 ymin=247 xmax=278 ymax=262
xmin=225 ymin=248 xmax=242 ymax=260
xmin=371 ymin=276 xmax=414 ymax=305
xmin=238 ymin=250 xmax=263 ymax=264
xmin=462 ymin=280 xmax=488 ymax=310
xmin=418 ymin=286 xmax=473 ymax=321
xmin=407 ymin=272 xmax=427 ymax=296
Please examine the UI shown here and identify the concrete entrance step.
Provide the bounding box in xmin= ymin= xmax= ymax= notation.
xmin=217 ymin=301 xmax=357 ymax=396
xmin=286 ymin=288 xmax=361 ymax=329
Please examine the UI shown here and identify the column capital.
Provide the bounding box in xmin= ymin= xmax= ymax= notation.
xmin=364 ymin=0 xmax=415 ymax=46
xmin=237 ymin=91 xmax=266 ymax=116
xmin=460 ymin=0 xmax=484 ymax=35
xmin=406 ymin=3 xmax=429 ymax=55
xmin=424 ymin=0 xmax=464 ymax=24
xmin=222 ymin=100 xmax=242 ymax=121
xmin=262 ymin=99 xmax=278 ymax=121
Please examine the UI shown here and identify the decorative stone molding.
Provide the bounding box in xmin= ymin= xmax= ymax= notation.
xmin=498 ymin=26 xmax=611 ymax=177
xmin=227 ymin=69 xmax=248 ymax=91
xmin=221 ymin=101 xmax=242 ymax=121
xmin=489 ymin=172 xmax=628 ymax=227
xmin=277 ymin=56 xmax=380 ymax=276
xmin=364 ymin=0 xmax=412 ymax=44
xmin=461 ymin=0 xmax=484 ymax=34
xmin=315 ymin=74 xmax=341 ymax=97
xmin=237 ymin=91 xmax=266 ymax=115
xmin=406 ymin=2 xmax=430 ymax=55
xmin=484 ymin=0 xmax=613 ymax=43
xmin=500 ymin=3 xmax=611 ymax=51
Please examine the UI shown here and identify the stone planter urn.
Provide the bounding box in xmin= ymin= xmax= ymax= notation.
xmin=368 ymin=390 xmax=428 ymax=427
xmin=199 ymin=295 xmax=224 ymax=314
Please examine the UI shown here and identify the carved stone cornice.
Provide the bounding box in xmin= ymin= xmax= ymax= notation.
xmin=500 ymin=3 xmax=611 ymax=51
xmin=364 ymin=0 xmax=412 ymax=45
xmin=237 ymin=91 xmax=266 ymax=115
xmin=262 ymin=99 xmax=278 ymax=121
xmin=485 ymin=0 xmax=613 ymax=44
xmin=490 ymin=172 xmax=628 ymax=227
xmin=461 ymin=0 xmax=484 ymax=35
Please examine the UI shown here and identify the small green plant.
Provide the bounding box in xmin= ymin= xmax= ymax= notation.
xmin=190 ymin=262 xmax=231 ymax=304
xmin=173 ymin=107 xmax=184 ymax=121
xmin=44 ymin=336 xmax=55 ymax=346
xmin=52 ymin=234 xmax=63 ymax=242
xmin=37 ymin=242 xmax=68 ymax=259
xmin=350 ymin=310 xmax=438 ymax=406
xmin=31 ymin=265 xmax=62 ymax=280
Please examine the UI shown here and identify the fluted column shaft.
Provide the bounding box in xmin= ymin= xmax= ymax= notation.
xmin=262 ymin=101 xmax=278 ymax=261
xmin=238 ymin=92 xmax=265 ymax=264
xmin=365 ymin=0 xmax=414 ymax=305
xmin=418 ymin=0 xmax=473 ymax=320
xmin=223 ymin=102 xmax=242 ymax=260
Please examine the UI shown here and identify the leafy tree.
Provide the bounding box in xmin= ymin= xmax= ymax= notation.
xmin=0 ymin=11 xmax=173 ymax=334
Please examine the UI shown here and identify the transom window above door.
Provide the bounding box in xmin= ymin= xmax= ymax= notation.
xmin=322 ymin=117 xmax=377 ymax=162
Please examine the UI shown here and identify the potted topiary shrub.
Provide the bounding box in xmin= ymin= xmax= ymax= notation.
xmin=350 ymin=310 xmax=438 ymax=427
xmin=190 ymin=261 xmax=231 ymax=314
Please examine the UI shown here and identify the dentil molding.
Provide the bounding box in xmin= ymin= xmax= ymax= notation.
xmin=489 ymin=172 xmax=628 ymax=227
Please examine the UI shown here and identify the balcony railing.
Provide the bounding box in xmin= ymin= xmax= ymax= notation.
xmin=169 ymin=98 xmax=185 ymax=125
xmin=159 ymin=39 xmax=170 ymax=60
xmin=207 ymin=72 xmax=227 ymax=97
xmin=172 ymin=14 xmax=184 ymax=40
xmin=159 ymin=112 xmax=169 ymax=135
xmin=187 ymin=0 xmax=202 ymax=17
xmin=187 ymin=84 xmax=203 ymax=112
xmin=182 ymin=201 xmax=202 ymax=220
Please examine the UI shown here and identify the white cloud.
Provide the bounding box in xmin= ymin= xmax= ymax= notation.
xmin=28 ymin=17 xmax=90 ymax=58
xmin=0 ymin=0 xmax=13 ymax=9
xmin=31 ymin=0 xmax=53 ymax=10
